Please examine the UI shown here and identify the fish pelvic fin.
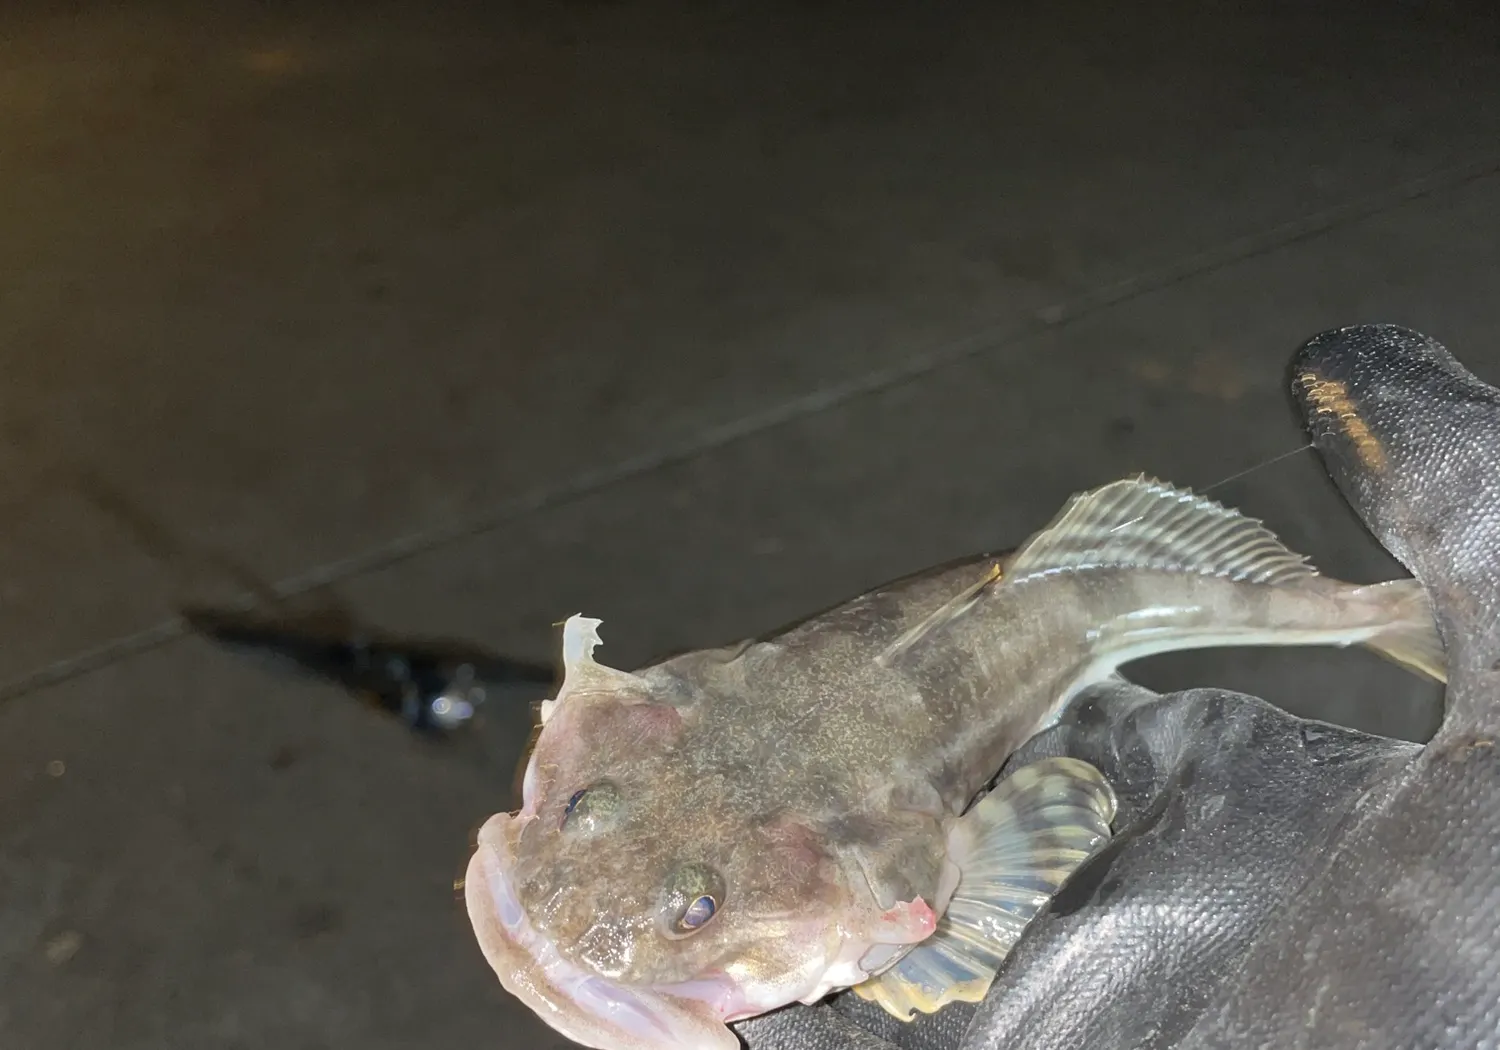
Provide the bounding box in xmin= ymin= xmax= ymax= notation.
xmin=1006 ymin=475 xmax=1319 ymax=585
xmin=851 ymin=758 xmax=1116 ymax=1022
xmin=1352 ymin=579 xmax=1448 ymax=684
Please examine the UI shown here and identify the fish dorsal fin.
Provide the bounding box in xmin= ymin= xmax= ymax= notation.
xmin=878 ymin=563 xmax=1003 ymax=666
xmin=538 ymin=615 xmax=650 ymax=724
xmin=1006 ymin=475 xmax=1319 ymax=585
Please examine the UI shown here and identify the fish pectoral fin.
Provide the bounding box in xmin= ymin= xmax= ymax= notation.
xmin=1006 ymin=475 xmax=1318 ymax=585
xmin=851 ymin=758 xmax=1116 ymax=1023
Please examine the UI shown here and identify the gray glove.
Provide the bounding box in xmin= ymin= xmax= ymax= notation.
xmin=737 ymin=324 xmax=1500 ymax=1050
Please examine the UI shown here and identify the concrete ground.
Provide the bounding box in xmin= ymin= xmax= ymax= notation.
xmin=1 ymin=1 xmax=1497 ymax=1047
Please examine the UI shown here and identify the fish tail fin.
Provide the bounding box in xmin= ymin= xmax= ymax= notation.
xmin=851 ymin=758 xmax=1115 ymax=1022
xmin=1353 ymin=579 xmax=1448 ymax=684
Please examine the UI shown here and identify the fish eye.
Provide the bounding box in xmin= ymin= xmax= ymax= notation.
xmin=660 ymin=864 xmax=725 ymax=938
xmin=559 ymin=780 xmax=621 ymax=833
xmin=680 ymin=895 xmax=716 ymax=930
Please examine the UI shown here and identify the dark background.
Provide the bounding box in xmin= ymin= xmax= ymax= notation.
xmin=0 ymin=1 xmax=1496 ymax=1047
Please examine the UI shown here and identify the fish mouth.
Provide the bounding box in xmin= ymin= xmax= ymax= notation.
xmin=464 ymin=812 xmax=746 ymax=1050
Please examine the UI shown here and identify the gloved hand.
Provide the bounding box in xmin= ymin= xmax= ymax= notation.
xmin=737 ymin=324 xmax=1500 ymax=1050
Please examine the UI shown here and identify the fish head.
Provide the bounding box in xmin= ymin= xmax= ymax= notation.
xmin=465 ymin=617 xmax=915 ymax=1050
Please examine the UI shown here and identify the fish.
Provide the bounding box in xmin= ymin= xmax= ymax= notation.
xmin=462 ymin=475 xmax=1446 ymax=1050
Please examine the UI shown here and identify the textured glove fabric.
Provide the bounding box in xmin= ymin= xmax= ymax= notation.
xmin=737 ymin=325 xmax=1500 ymax=1050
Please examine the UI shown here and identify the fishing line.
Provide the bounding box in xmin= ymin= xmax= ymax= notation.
xmin=1105 ymin=443 xmax=1317 ymax=536
xmin=1201 ymin=442 xmax=1314 ymax=495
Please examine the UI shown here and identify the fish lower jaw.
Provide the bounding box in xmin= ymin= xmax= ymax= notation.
xmin=464 ymin=813 xmax=743 ymax=1050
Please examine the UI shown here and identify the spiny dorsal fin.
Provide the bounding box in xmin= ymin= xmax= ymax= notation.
xmin=1005 ymin=475 xmax=1319 ymax=585
xmin=878 ymin=563 xmax=1003 ymax=666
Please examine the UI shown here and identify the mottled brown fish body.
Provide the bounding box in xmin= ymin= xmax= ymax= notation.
xmin=464 ymin=476 xmax=1446 ymax=1050
xmin=648 ymin=552 xmax=1434 ymax=856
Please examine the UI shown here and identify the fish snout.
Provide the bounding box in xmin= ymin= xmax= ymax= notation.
xmin=567 ymin=915 xmax=642 ymax=980
xmin=463 ymin=812 xmax=741 ymax=1050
